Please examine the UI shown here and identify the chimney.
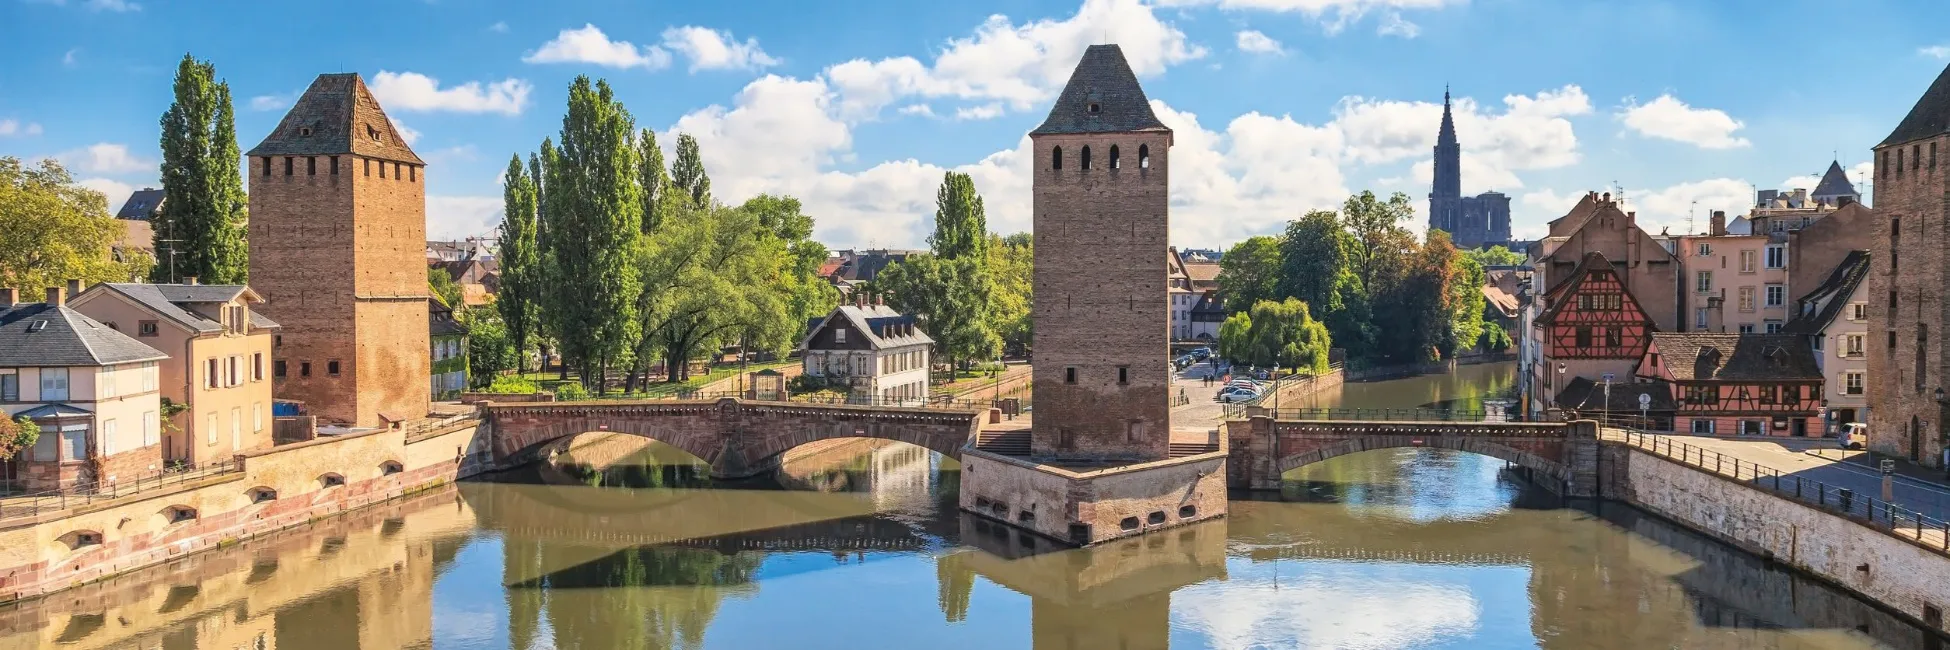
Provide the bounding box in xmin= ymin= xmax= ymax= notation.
xmin=0 ymin=288 xmax=14 ymax=308
xmin=1602 ymin=192 xmax=1611 ymax=203
xmin=184 ymin=276 xmax=199 ymax=286
xmin=1710 ymin=210 xmax=1726 ymax=236
xmin=45 ymin=287 xmax=64 ymax=307
xmin=67 ymin=279 xmax=82 ymax=297
xmin=1626 ymin=211 xmax=1636 ymax=229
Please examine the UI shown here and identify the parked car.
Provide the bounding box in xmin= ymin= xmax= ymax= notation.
xmin=1218 ymin=387 xmax=1259 ymax=403
xmin=1838 ymin=423 xmax=1868 ymax=450
xmin=1190 ymin=348 xmax=1211 ymax=360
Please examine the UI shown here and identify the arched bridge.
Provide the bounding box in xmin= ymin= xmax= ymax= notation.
xmin=482 ymin=398 xmax=985 ymax=478
xmin=1228 ymin=418 xmax=1601 ymax=495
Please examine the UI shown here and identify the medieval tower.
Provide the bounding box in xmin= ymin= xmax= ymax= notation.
xmin=1867 ymin=62 xmax=1950 ymax=469
xmin=1028 ymin=45 xmax=1173 ymax=461
xmin=246 ymin=73 xmax=430 ymax=427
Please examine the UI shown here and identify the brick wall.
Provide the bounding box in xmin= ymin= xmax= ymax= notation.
xmin=1866 ymin=132 xmax=1950 ymax=468
xmin=1029 ymin=131 xmax=1174 ymax=461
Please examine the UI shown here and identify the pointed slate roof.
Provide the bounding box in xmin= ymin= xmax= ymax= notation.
xmin=1810 ymin=160 xmax=1858 ymax=199
xmin=247 ymin=73 xmax=425 ymax=164
xmin=1882 ymin=62 xmax=1950 ymax=147
xmin=1030 ymin=45 xmax=1170 ymax=136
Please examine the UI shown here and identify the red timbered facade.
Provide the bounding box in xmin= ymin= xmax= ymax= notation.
xmin=1537 ymin=252 xmax=1655 ymax=360
xmin=1637 ymin=333 xmax=1823 ymax=437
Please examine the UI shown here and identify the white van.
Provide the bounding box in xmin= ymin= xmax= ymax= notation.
xmin=1837 ymin=422 xmax=1868 ymax=450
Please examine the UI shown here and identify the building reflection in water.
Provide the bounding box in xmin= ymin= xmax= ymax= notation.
xmin=3 ymin=433 xmax=1943 ymax=650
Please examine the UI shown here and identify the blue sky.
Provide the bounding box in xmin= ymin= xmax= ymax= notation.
xmin=4 ymin=0 xmax=1948 ymax=248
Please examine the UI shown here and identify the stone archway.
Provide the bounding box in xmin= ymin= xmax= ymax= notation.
xmin=494 ymin=416 xmax=724 ymax=472
xmin=1276 ymin=435 xmax=1571 ymax=488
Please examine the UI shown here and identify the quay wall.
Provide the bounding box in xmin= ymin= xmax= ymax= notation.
xmin=0 ymin=418 xmax=490 ymax=603
xmin=1602 ymin=443 xmax=1950 ymax=638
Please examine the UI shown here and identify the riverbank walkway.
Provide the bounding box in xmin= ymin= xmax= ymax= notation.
xmin=1633 ymin=432 xmax=1950 ymax=522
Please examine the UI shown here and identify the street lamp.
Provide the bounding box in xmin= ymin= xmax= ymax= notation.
xmin=1555 ymin=362 xmax=1567 ymax=420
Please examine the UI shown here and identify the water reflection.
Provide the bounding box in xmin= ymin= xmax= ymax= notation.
xmin=3 ymin=376 xmax=1944 ymax=649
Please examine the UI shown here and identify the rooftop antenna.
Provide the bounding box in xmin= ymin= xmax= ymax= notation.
xmin=1688 ymin=200 xmax=1697 ymax=235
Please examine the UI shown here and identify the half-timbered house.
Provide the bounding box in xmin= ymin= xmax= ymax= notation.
xmin=1534 ymin=251 xmax=1658 ymax=418
xmin=1637 ymin=333 xmax=1823 ymax=437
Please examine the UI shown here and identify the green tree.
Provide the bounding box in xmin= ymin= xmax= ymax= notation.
xmin=1449 ymin=250 xmax=1488 ymax=355
xmin=1341 ymin=191 xmax=1418 ymax=293
xmin=1217 ymin=236 xmax=1281 ymax=313
xmin=0 ymin=415 xmax=38 ymax=461
xmin=1216 ymin=311 xmax=1252 ymax=365
xmin=634 ymin=202 xmax=794 ymax=385
xmin=463 ymin=308 xmax=519 ymax=389
xmin=1218 ymin=298 xmax=1332 ymax=372
xmin=0 ymin=158 xmax=152 ymax=290
xmin=929 ymin=172 xmax=988 ymax=260
xmin=544 ymin=77 xmax=643 ymax=392
xmin=497 ymin=154 xmax=540 ymax=372
xmin=428 ymin=267 xmax=464 ymax=310
xmin=636 ymin=129 xmax=669 ymax=232
xmin=878 ymin=254 xmax=1000 ymax=372
xmin=986 ymin=232 xmax=1033 ymax=356
xmin=1465 ymin=245 xmax=1526 ymax=268
xmin=154 ymin=53 xmax=247 ymax=284
xmin=1275 ymin=210 xmax=1349 ymax=309
xmin=670 ymin=133 xmax=711 ymax=208
xmin=1479 ymin=321 xmax=1513 ymax=351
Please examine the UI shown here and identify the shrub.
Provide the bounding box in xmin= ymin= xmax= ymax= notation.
xmin=554 ymin=382 xmax=591 ymax=401
xmin=483 ymin=375 xmax=540 ymax=394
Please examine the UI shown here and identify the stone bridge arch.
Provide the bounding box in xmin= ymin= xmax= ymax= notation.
xmin=1230 ymin=418 xmax=1599 ymax=494
xmin=1276 ymin=435 xmax=1571 ymax=487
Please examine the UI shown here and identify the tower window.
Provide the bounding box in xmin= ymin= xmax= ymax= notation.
xmin=409 ymin=165 xmax=416 ymax=182
xmin=300 ymin=361 xmax=311 ymax=377
xmin=1065 ymin=366 xmax=1077 ymax=384
xmin=1081 ymin=146 xmax=1092 ymax=170
xmin=1052 ymin=146 xmax=1062 ymax=170
xmin=1109 ymin=145 xmax=1120 ymax=170
xmin=1138 ymin=144 xmax=1150 ymax=169
xmin=330 ymin=156 xmax=339 ymax=175
xmin=1934 ymin=142 xmax=1940 ymax=170
xmin=1881 ymin=150 xmax=1889 ymax=178
xmin=298 ymin=126 xmax=312 ymax=137
xmin=1117 ymin=365 xmax=1129 ymax=384
xmin=261 ymin=157 xmax=271 ymax=177
xmin=1087 ymin=102 xmax=1101 ymax=114
xmin=364 ymin=158 xmax=371 ymax=176
xmin=283 ymin=157 xmax=293 ymax=175
xmin=380 ymin=162 xmax=387 ymax=179
xmin=306 ymin=157 xmax=316 ymax=176
xmin=327 ymin=360 xmax=341 ymax=376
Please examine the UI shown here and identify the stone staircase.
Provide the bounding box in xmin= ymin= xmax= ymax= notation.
xmin=975 ymin=430 xmax=1031 ymax=457
xmin=1170 ymin=442 xmax=1219 ymax=458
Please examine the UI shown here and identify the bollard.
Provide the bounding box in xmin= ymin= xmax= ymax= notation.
xmin=1838 ymin=488 xmax=1853 ymax=513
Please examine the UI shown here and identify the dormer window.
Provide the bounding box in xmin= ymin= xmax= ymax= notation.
xmin=298 ymin=126 xmax=313 ymax=137
xmin=1087 ymin=102 xmax=1101 ymax=114
xmin=366 ymin=124 xmax=381 ymax=142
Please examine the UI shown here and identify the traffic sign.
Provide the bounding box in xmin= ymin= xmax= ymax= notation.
xmin=1601 ymin=372 xmax=1616 ymax=383
xmin=1638 ymin=393 xmax=1651 ymax=408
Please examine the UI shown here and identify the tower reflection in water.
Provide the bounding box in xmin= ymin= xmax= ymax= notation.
xmin=2 ymin=435 xmax=1940 ymax=650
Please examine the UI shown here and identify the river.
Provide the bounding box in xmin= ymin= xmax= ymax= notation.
xmin=3 ymin=362 xmax=1942 ymax=649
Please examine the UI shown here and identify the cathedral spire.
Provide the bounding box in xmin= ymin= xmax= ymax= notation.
xmin=1437 ymin=86 xmax=1458 ymax=148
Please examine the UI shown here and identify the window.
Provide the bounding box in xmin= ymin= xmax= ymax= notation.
xmin=1917 ymin=326 xmax=1929 ymax=391
xmin=138 ymin=320 xmax=158 ymax=337
xmin=1051 ymin=146 xmax=1062 ymax=170
xmin=206 ymin=412 xmax=217 ymax=445
xmin=1845 ymin=371 xmax=1865 ymax=395
xmin=1739 ymin=250 xmax=1756 ymax=273
xmin=1574 ymin=327 xmax=1592 ymax=347
xmin=1117 ymin=366 xmax=1129 ymax=385
xmin=141 ymin=363 xmax=156 ymax=392
xmin=364 ymin=158 xmax=371 ymax=176
xmin=1081 ymin=146 xmax=1092 ymax=170
xmin=205 ymin=358 xmax=218 ymax=389
xmin=101 ymin=419 xmax=118 ymax=455
xmin=834 ymin=329 xmax=845 ymax=344
xmin=1881 ymin=150 xmax=1889 ymax=178
xmin=1757 ymin=385 xmax=1778 ymax=404
xmin=100 ymin=367 xmax=116 ymax=399
xmin=320 ymin=473 xmax=345 ymax=488
xmin=1738 ymin=324 xmax=1755 ymax=334
xmin=306 ymin=157 xmax=316 ymax=176
xmin=30 ymin=426 xmax=55 ymax=461
xmin=1065 ymin=367 xmax=1077 ymax=384
xmin=1765 ymin=321 xmax=1783 ymax=334
xmin=0 ymin=370 xmax=14 ymax=401
xmin=274 ymin=360 xmax=287 ymax=378
xmin=254 ymin=402 xmax=263 ymax=433
xmin=1846 ymin=333 xmax=1865 ymax=357
xmin=1933 ymin=142 xmax=1939 ymax=170
xmin=1695 ymin=308 xmax=1709 ymax=329
xmin=1765 ymin=284 xmax=1785 ymax=307
xmin=61 ymin=424 xmax=86 ymax=460
xmin=409 ymin=166 xmax=416 ymax=182
xmin=1684 ymin=385 xmax=1718 ymax=405
xmin=1139 ymin=144 xmax=1150 ymax=169
xmin=142 ymin=411 xmax=158 ymax=446
xmin=330 ymin=156 xmax=339 ymax=175
xmin=250 ymin=488 xmax=277 ymax=504
xmin=1764 ymin=245 xmax=1785 ymax=269
xmin=261 ymin=157 xmax=271 ymax=177
xmin=367 ymin=123 xmax=380 ymax=141
xmin=169 ymin=506 xmax=197 ymax=523
xmin=228 ymin=356 xmax=240 ymax=386
xmin=1738 ymin=287 xmax=1755 ymax=312
xmin=1109 ymin=145 xmax=1120 ymax=170
xmin=1696 ymin=271 xmax=1712 ymax=293
xmin=1850 ymin=303 xmax=1868 ymax=321
xmin=283 ymin=157 xmax=292 ymax=175
xmin=1696 ymin=242 xmax=1711 ymax=256
xmin=327 ymin=360 xmax=341 ymax=376
xmin=252 ymin=353 xmax=264 ymax=381
xmin=1692 ymin=419 xmax=1715 ymax=434
xmin=1604 ymin=327 xmax=1622 ymax=347
xmin=41 ymin=367 xmax=69 ymax=401
xmin=381 ymin=461 xmax=404 ymax=475
xmin=380 ymin=162 xmax=387 ymax=179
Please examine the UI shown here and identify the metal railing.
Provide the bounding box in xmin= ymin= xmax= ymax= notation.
xmin=0 ymin=458 xmax=244 ymax=521
xmin=1244 ymin=407 xmax=1520 ymax=422
xmin=1616 ymin=429 xmax=1950 ymax=554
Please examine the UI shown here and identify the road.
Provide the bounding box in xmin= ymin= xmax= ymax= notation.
xmin=1644 ymin=432 xmax=1950 ymax=522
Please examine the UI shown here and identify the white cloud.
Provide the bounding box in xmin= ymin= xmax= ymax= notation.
xmin=1618 ymin=94 xmax=1750 ymax=149
xmin=896 ymin=104 xmax=935 ymax=117
xmin=62 ymin=48 xmax=78 ymax=67
xmin=59 ymin=143 xmax=152 ymax=174
xmin=661 ymin=26 xmax=779 ymax=72
xmin=367 ymin=71 xmax=531 ymax=115
xmin=85 ymin=0 xmax=137 ymax=10
xmin=823 ymin=0 xmax=1206 ymax=120
xmin=523 ymin=24 xmax=673 ymax=70
xmin=1156 ymin=0 xmax=1460 ymax=35
xmin=249 ymin=92 xmax=295 ymax=111
xmin=1625 ymin=177 xmax=1753 ymax=235
xmin=1921 ymin=45 xmax=1950 ymax=60
xmin=428 ymin=196 xmax=504 ymax=240
xmin=953 ymin=103 xmax=1005 ymax=120
xmin=423 ymin=145 xmax=480 ymax=166
xmin=77 ymin=178 xmax=137 ymax=211
xmin=1336 ymin=85 xmax=1590 ymax=193
xmin=488 ymin=21 xmax=509 ymax=33
xmin=1175 ymin=572 xmax=1480 ymax=650
xmin=1236 ymin=30 xmax=1285 ymax=54
xmin=1376 ymin=11 xmax=1420 ymax=37
xmin=0 ymin=119 xmax=43 ymax=137
xmin=389 ymin=118 xmax=422 ymax=145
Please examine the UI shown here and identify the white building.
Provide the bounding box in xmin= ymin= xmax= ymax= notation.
xmin=800 ymin=304 xmax=934 ymax=405
xmin=1168 ymin=249 xmax=1197 ymax=340
xmin=1782 ymin=250 xmax=1871 ymax=434
xmin=1 ymin=285 xmax=167 ymax=491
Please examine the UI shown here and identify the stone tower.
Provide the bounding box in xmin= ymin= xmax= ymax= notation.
xmin=1867 ymin=62 xmax=1950 ymax=469
xmin=1430 ymin=88 xmax=1463 ymax=238
xmin=1028 ymin=45 xmax=1173 ymax=461
xmin=246 ymin=73 xmax=430 ymax=427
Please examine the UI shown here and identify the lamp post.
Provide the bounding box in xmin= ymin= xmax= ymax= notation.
xmin=1555 ymin=362 xmax=1567 ymax=420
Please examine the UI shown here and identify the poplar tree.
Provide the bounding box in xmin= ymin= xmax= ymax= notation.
xmin=670 ymin=133 xmax=711 ymax=208
xmin=545 ymin=77 xmax=642 ymax=391
xmin=929 ymin=172 xmax=987 ymax=260
xmin=497 ymin=154 xmax=540 ymax=372
xmin=637 ymin=129 xmax=669 ymax=232
xmin=154 ymin=53 xmax=248 ymax=284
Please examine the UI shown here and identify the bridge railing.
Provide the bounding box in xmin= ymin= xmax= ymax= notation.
xmin=651 ymin=390 xmax=998 ymax=412
xmin=1250 ymin=407 xmax=1519 ymax=422
xmin=1616 ymin=429 xmax=1949 ymax=554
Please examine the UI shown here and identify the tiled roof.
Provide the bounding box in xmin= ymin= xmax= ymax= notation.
xmin=84 ymin=283 xmax=279 ymax=335
xmin=832 ymin=250 xmax=923 ymax=282
xmin=1182 ymin=262 xmax=1221 ymax=284
xmin=1553 ymin=376 xmax=1675 ymax=412
xmin=1781 ymin=251 xmax=1870 ymax=335
xmin=800 ymin=304 xmax=934 ymax=351
xmin=1882 ymin=62 xmax=1950 ymax=147
xmin=115 ymin=188 xmax=165 ymax=220
xmin=1030 ymin=45 xmax=1170 ymax=136
xmin=246 ymin=73 xmax=425 ymax=164
xmin=1481 ymin=284 xmax=1519 ymax=319
xmin=429 ymin=299 xmax=468 ymax=337
xmin=1649 ymin=333 xmax=1820 ymax=382
xmin=0 ymin=302 xmax=167 ymax=367
xmin=1811 ymin=160 xmax=1858 ymax=198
